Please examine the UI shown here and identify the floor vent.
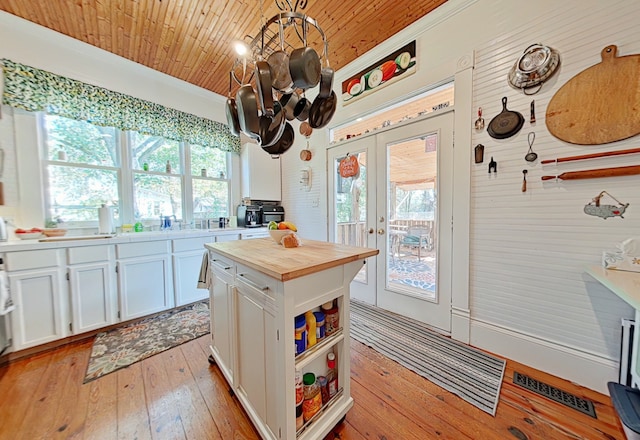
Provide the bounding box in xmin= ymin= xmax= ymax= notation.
xmin=513 ymin=372 xmax=597 ymax=418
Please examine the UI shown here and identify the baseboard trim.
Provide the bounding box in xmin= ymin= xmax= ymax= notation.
xmin=470 ymin=319 xmax=618 ymax=394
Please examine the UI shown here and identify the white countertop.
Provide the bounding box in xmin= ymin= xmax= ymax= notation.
xmin=0 ymin=227 xmax=267 ymax=251
xmin=586 ymin=265 xmax=640 ymax=310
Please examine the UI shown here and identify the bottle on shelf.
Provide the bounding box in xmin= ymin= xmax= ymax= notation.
xmin=302 ymin=372 xmax=322 ymax=422
xmin=295 ymin=315 xmax=307 ymax=355
xmin=305 ymin=310 xmax=317 ymax=348
xmin=166 ymin=160 xmax=172 ymax=173
xmin=326 ymin=352 xmax=338 ymax=399
xmin=322 ymin=300 xmax=339 ymax=336
xmin=295 ymin=370 xmax=304 ymax=430
xmin=314 ymin=311 xmax=325 ymax=342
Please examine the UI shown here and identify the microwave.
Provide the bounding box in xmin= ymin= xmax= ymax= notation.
xmin=261 ymin=205 xmax=285 ymax=225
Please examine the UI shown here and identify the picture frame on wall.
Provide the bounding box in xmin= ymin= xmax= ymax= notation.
xmin=341 ymin=40 xmax=417 ymax=105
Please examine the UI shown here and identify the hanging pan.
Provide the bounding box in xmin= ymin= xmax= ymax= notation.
xmin=262 ymin=121 xmax=295 ymax=156
xmin=225 ymin=73 xmax=241 ymax=136
xmin=487 ymin=97 xmax=524 ymax=139
xmin=267 ymin=18 xmax=294 ymax=93
xmin=236 ymin=85 xmax=260 ymax=140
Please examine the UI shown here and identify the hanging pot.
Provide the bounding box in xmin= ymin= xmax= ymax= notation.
xmin=255 ymin=61 xmax=275 ymax=117
xmin=280 ymin=93 xmax=299 ymax=121
xmin=293 ymin=94 xmax=312 ymax=121
xmin=262 ymin=122 xmax=294 ymax=156
xmin=288 ymin=17 xmax=321 ymax=90
xmin=487 ymin=97 xmax=524 ymax=139
xmin=508 ymin=44 xmax=560 ymax=95
xmin=225 ymin=72 xmax=240 ymax=136
xmin=257 ymin=102 xmax=286 ymax=148
xmin=308 ymin=90 xmax=337 ymax=129
xmin=236 ymin=85 xmax=260 ymax=140
xmin=267 ymin=19 xmax=294 ymax=93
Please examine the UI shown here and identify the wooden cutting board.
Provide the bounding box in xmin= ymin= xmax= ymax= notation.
xmin=546 ymin=45 xmax=640 ymax=145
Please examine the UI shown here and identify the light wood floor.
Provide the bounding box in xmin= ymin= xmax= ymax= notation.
xmin=0 ymin=335 xmax=625 ymax=439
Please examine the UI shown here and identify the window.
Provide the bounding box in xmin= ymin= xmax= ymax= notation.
xmin=43 ymin=115 xmax=120 ymax=224
xmin=40 ymin=114 xmax=230 ymax=229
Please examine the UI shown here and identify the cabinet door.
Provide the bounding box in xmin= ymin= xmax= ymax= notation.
xmin=235 ymin=275 xmax=277 ymax=434
xmin=9 ymin=268 xmax=67 ymax=350
xmin=68 ymin=261 xmax=117 ymax=334
xmin=118 ymin=255 xmax=173 ymax=321
xmin=210 ymin=268 xmax=234 ymax=384
xmin=173 ymin=251 xmax=209 ymax=306
xmin=241 ymin=142 xmax=281 ymax=201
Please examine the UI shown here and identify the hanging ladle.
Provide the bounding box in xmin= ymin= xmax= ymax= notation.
xmin=525 ymin=132 xmax=538 ymax=162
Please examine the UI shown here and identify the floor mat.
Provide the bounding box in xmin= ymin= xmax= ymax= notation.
xmin=83 ymin=300 xmax=210 ymax=383
xmin=350 ymin=300 xmax=505 ymax=415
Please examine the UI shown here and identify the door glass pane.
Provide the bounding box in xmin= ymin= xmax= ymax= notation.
xmin=387 ymin=134 xmax=437 ymax=300
xmin=334 ymin=152 xmax=367 ymax=283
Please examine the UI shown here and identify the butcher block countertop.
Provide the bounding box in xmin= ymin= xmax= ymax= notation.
xmin=205 ymin=238 xmax=378 ymax=281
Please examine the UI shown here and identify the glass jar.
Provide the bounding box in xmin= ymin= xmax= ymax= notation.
xmin=302 ymin=373 xmax=322 ymax=422
xmin=322 ymin=301 xmax=339 ymax=336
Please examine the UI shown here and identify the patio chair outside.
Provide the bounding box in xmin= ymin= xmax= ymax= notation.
xmin=400 ymin=226 xmax=433 ymax=260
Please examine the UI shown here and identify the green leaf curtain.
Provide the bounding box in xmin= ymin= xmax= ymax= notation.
xmin=1 ymin=59 xmax=240 ymax=154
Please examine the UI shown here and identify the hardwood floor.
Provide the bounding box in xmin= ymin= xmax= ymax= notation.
xmin=0 ymin=335 xmax=625 ymax=439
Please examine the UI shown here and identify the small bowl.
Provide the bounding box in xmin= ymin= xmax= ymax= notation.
xmin=15 ymin=232 xmax=43 ymax=240
xmin=42 ymin=228 xmax=67 ymax=237
xmin=269 ymin=229 xmax=294 ymax=244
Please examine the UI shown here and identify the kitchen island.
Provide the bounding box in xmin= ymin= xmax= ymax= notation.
xmin=205 ymin=238 xmax=378 ymax=440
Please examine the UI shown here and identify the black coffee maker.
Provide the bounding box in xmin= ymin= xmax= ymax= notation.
xmin=237 ymin=205 xmax=262 ymax=228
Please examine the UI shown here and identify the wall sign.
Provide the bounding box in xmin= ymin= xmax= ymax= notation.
xmin=341 ymin=41 xmax=417 ymax=105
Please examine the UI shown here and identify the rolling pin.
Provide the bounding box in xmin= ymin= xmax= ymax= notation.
xmin=541 ymin=147 xmax=640 ymax=164
xmin=541 ymin=164 xmax=640 ymax=180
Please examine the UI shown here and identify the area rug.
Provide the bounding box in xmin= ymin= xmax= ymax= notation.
xmin=388 ymin=258 xmax=436 ymax=292
xmin=350 ymin=300 xmax=505 ymax=415
xmin=83 ymin=300 xmax=210 ymax=383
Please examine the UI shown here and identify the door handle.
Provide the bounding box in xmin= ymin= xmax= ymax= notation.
xmin=377 ymin=228 xmax=385 ymax=235
xmin=368 ymin=228 xmax=374 ymax=234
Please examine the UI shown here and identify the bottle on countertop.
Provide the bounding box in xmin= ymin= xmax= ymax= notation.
xmin=326 ymin=352 xmax=338 ymax=398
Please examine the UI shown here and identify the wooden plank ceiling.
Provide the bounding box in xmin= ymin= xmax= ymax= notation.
xmin=0 ymin=0 xmax=447 ymax=97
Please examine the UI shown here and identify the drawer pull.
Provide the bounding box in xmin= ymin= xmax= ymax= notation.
xmin=211 ymin=259 xmax=232 ymax=270
xmin=238 ymin=273 xmax=269 ymax=291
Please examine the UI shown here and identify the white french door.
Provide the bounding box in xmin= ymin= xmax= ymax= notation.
xmin=328 ymin=111 xmax=454 ymax=333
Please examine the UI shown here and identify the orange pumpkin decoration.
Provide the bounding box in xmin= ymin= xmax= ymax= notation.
xmin=339 ymin=155 xmax=360 ymax=178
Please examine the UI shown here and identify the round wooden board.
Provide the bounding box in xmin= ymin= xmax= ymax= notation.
xmin=546 ymin=45 xmax=640 ymax=145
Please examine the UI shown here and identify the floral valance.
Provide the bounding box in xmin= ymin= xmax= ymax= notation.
xmin=1 ymin=59 xmax=240 ymax=154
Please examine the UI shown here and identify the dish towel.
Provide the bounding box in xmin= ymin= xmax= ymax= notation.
xmin=197 ymin=252 xmax=211 ymax=290
xmin=0 ymin=270 xmax=15 ymax=315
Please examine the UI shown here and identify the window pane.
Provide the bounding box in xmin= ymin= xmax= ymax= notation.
xmin=192 ymin=178 xmax=229 ymax=220
xmin=130 ymin=132 xmax=180 ymax=173
xmin=133 ymin=173 xmax=183 ymax=221
xmin=190 ymin=144 xmax=227 ymax=178
xmin=48 ymin=165 xmax=119 ymax=222
xmin=44 ymin=115 xmax=118 ymax=166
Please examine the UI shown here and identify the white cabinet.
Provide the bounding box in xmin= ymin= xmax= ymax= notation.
xmin=241 ymin=142 xmax=281 ymax=201
xmin=241 ymin=229 xmax=269 ymax=240
xmin=6 ymin=249 xmax=67 ymax=351
xmin=172 ymin=236 xmax=211 ymax=306
xmin=234 ymin=266 xmax=278 ymax=437
xmin=209 ymin=253 xmax=236 ymax=386
xmin=117 ymin=241 xmax=173 ymax=321
xmin=67 ymin=245 xmax=117 ymax=334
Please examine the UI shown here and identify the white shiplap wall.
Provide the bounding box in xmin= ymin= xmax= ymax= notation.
xmin=470 ymin=0 xmax=639 ymax=369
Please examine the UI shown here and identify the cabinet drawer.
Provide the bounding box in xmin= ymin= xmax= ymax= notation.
xmin=236 ymin=263 xmax=278 ymax=301
xmin=209 ymin=252 xmax=236 ymax=275
xmin=215 ymin=233 xmax=240 ymax=242
xmin=5 ymin=249 xmax=62 ymax=271
xmin=172 ymin=236 xmax=210 ymax=253
xmin=117 ymin=240 xmax=169 ymax=259
xmin=67 ymin=245 xmax=113 ymax=264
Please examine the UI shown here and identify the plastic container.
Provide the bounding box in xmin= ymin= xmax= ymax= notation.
xmin=295 ymin=370 xmax=304 ymax=429
xmin=322 ymin=301 xmax=339 ymax=336
xmin=314 ymin=311 xmax=325 ymax=341
xmin=295 ymin=315 xmax=307 ymax=355
xmin=305 ymin=310 xmax=317 ymax=347
xmin=302 ymin=372 xmax=322 ymax=422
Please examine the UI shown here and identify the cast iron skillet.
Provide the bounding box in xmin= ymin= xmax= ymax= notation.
xmin=487 ymin=97 xmax=524 ymax=139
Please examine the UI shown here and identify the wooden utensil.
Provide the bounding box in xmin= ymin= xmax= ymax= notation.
xmin=541 ymin=164 xmax=640 ymax=181
xmin=522 ymin=170 xmax=527 ymax=192
xmin=541 ymin=147 xmax=640 ymax=164
xmin=546 ymin=45 xmax=640 ymax=144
